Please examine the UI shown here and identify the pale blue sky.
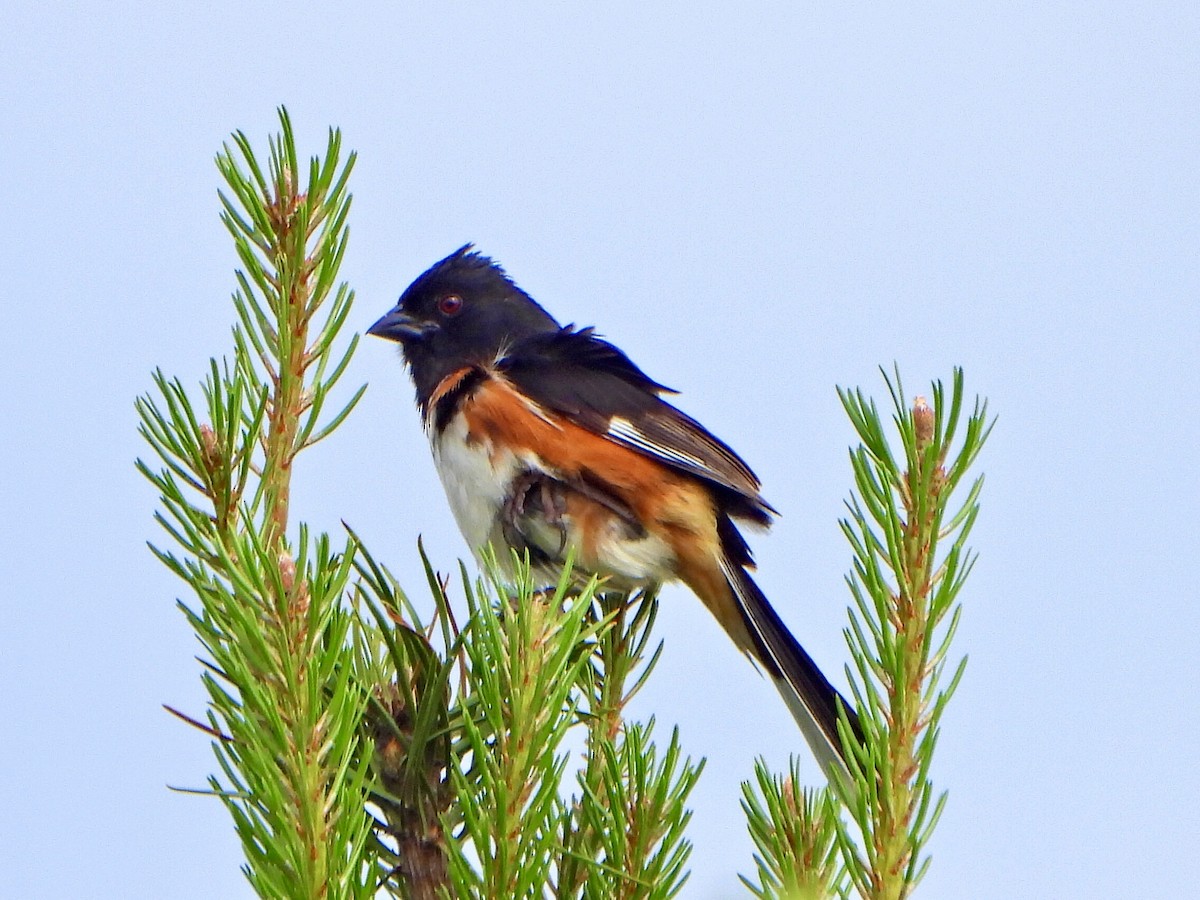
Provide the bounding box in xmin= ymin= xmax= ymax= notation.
xmin=3 ymin=3 xmax=1197 ymax=897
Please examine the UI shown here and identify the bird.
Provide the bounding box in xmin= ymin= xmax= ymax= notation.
xmin=367 ymin=245 xmax=861 ymax=780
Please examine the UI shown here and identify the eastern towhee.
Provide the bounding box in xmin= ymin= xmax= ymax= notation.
xmin=369 ymin=245 xmax=860 ymax=779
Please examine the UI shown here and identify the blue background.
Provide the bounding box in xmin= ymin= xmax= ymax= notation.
xmin=3 ymin=3 xmax=1196 ymax=897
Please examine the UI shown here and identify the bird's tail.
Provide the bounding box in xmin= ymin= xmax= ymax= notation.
xmin=719 ymin=556 xmax=862 ymax=783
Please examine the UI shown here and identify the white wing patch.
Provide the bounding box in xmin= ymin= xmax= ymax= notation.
xmin=607 ymin=416 xmax=708 ymax=470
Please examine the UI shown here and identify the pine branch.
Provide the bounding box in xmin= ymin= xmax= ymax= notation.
xmin=833 ymin=367 xmax=992 ymax=899
xmin=740 ymin=758 xmax=846 ymax=900
xmin=351 ymin=537 xmax=457 ymax=900
xmin=353 ymin=544 xmax=703 ymax=899
xmin=557 ymin=591 xmax=699 ymax=900
xmin=137 ymin=109 xmax=376 ymax=898
xmin=739 ymin=367 xmax=990 ymax=900
xmin=443 ymin=554 xmax=606 ymax=898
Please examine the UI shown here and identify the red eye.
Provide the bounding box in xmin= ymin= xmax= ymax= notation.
xmin=437 ymin=294 xmax=464 ymax=316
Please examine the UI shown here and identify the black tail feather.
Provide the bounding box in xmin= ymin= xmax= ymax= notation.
xmin=721 ymin=559 xmax=862 ymax=781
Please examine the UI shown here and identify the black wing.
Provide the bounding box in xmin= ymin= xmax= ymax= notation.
xmin=497 ymin=327 xmax=775 ymax=525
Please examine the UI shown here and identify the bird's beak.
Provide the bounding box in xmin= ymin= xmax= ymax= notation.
xmin=366 ymin=308 xmax=438 ymax=343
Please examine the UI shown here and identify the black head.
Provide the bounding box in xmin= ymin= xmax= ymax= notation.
xmin=368 ymin=245 xmax=561 ymax=406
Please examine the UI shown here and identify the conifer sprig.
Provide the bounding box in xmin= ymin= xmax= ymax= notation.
xmin=137 ymin=108 xmax=375 ymax=898
xmin=739 ymin=368 xmax=990 ymax=900
xmin=834 ymin=367 xmax=991 ymax=899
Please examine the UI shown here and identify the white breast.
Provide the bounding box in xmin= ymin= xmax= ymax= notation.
xmin=430 ymin=412 xmax=523 ymax=562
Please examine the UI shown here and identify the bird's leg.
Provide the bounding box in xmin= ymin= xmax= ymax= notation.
xmin=503 ymin=469 xmax=537 ymax=520
xmin=502 ymin=470 xmax=569 ymax=561
xmin=536 ymin=478 xmax=569 ymax=555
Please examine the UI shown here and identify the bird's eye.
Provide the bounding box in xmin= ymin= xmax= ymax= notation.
xmin=437 ymin=294 xmax=464 ymax=316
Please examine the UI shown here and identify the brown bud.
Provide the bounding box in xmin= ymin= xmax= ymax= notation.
xmin=278 ymin=551 xmax=296 ymax=593
xmin=279 ymin=551 xmax=309 ymax=618
xmin=199 ymin=424 xmax=221 ymax=472
xmin=913 ymin=395 xmax=934 ymax=449
xmin=782 ymin=774 xmax=799 ymax=816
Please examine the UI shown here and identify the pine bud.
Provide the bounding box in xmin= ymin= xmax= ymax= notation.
xmin=278 ymin=551 xmax=296 ymax=593
xmin=199 ymin=423 xmax=221 ymax=474
xmin=913 ymin=396 xmax=934 ymax=450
